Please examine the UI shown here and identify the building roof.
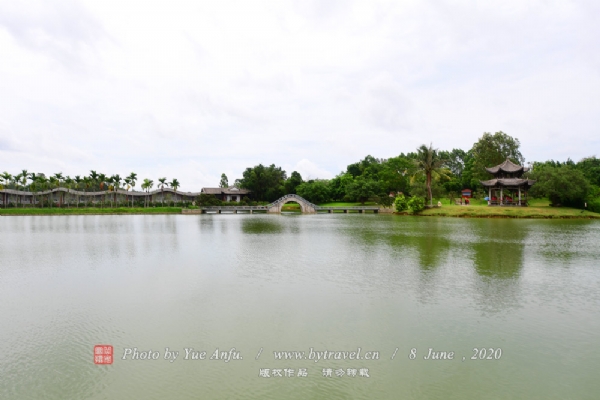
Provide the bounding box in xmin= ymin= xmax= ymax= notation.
xmin=201 ymin=186 xmax=251 ymax=195
xmin=485 ymin=158 xmax=529 ymax=175
xmin=480 ymin=178 xmax=536 ymax=187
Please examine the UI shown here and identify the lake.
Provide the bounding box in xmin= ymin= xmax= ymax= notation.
xmin=1 ymin=214 xmax=599 ymax=399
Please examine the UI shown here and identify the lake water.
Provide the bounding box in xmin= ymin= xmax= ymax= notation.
xmin=1 ymin=214 xmax=599 ymax=399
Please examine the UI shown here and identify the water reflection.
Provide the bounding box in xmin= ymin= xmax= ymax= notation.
xmin=470 ymin=220 xmax=526 ymax=279
xmin=465 ymin=220 xmax=528 ymax=314
xmin=241 ymin=217 xmax=284 ymax=234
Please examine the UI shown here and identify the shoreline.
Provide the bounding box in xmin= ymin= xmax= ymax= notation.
xmin=1 ymin=208 xmax=598 ymax=219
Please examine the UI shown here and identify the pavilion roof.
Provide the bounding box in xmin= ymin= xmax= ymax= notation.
xmin=480 ymin=178 xmax=536 ymax=187
xmin=485 ymin=158 xmax=529 ymax=174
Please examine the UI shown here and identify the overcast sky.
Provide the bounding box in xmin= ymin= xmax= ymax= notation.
xmin=1 ymin=0 xmax=599 ymax=190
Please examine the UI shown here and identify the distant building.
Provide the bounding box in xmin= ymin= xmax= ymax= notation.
xmin=201 ymin=186 xmax=251 ymax=202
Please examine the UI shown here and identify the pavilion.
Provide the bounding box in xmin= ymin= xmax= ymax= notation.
xmin=480 ymin=158 xmax=535 ymax=206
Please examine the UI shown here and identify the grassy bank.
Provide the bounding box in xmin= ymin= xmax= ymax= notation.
xmin=417 ymin=201 xmax=599 ymax=219
xmin=0 ymin=207 xmax=183 ymax=215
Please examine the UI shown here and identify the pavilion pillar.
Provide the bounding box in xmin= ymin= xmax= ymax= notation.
xmin=518 ymin=187 xmax=521 ymax=206
xmin=488 ymin=188 xmax=491 ymax=205
xmin=500 ymin=187 xmax=503 ymax=206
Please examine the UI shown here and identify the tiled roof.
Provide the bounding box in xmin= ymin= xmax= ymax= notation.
xmin=201 ymin=186 xmax=251 ymax=195
xmin=480 ymin=178 xmax=536 ymax=187
xmin=485 ymin=158 xmax=529 ymax=175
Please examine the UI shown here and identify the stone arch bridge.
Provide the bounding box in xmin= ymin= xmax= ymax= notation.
xmin=267 ymin=194 xmax=318 ymax=213
xmin=192 ymin=194 xmax=386 ymax=214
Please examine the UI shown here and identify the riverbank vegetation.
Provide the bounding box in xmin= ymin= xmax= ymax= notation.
xmin=2 ymin=131 xmax=599 ymax=214
xmin=234 ymin=132 xmax=599 ymax=214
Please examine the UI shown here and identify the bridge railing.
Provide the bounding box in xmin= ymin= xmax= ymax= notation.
xmin=314 ymin=206 xmax=380 ymax=210
xmin=268 ymin=194 xmax=318 ymax=209
xmin=202 ymin=206 xmax=268 ymax=210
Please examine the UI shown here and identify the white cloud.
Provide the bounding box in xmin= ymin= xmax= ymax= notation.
xmin=0 ymin=0 xmax=599 ymax=189
xmin=289 ymin=159 xmax=334 ymax=181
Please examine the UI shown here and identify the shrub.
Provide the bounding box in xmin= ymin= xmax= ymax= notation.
xmin=394 ymin=195 xmax=408 ymax=212
xmin=407 ymin=196 xmax=425 ymax=213
xmin=587 ymin=199 xmax=600 ymax=214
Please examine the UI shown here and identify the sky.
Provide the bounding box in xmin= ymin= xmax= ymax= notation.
xmin=1 ymin=0 xmax=599 ymax=190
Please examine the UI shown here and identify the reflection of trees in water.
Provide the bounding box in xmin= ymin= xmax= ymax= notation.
xmin=241 ymin=217 xmax=284 ymax=234
xmin=471 ymin=220 xmax=526 ymax=279
xmin=468 ymin=220 xmax=528 ymax=314
xmin=385 ymin=219 xmax=452 ymax=271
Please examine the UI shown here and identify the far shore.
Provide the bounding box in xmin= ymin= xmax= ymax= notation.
xmin=1 ymin=202 xmax=599 ymax=219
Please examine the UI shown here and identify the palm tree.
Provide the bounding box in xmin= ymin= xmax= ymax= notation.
xmin=128 ymin=172 xmax=137 ymax=207
xmin=48 ymin=176 xmax=58 ymax=208
xmin=12 ymin=172 xmax=21 ymax=207
xmin=124 ymin=177 xmax=132 ymax=207
xmin=413 ymin=143 xmax=448 ymax=206
xmin=29 ymin=173 xmax=39 ymax=207
xmin=141 ymin=179 xmax=148 ymax=207
xmin=21 ymin=170 xmax=29 ymax=207
xmin=169 ymin=178 xmax=180 ymax=206
xmin=98 ymin=173 xmax=107 ymax=208
xmin=148 ymin=179 xmax=154 ymax=207
xmin=89 ymin=170 xmax=99 ymax=190
xmin=158 ymin=177 xmax=167 ymax=206
xmin=64 ymin=176 xmax=74 ymax=207
xmin=142 ymin=178 xmax=154 ymax=207
xmin=83 ymin=176 xmax=92 ymax=206
xmin=111 ymin=174 xmax=122 ymax=207
xmin=53 ymin=173 xmax=64 ymax=206
xmin=74 ymin=175 xmax=82 ymax=207
xmin=1 ymin=172 xmax=11 ymax=208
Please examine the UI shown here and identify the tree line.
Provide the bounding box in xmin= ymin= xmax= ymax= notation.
xmin=3 ymin=131 xmax=599 ymax=212
xmin=232 ymin=131 xmax=600 ymax=212
xmin=0 ymin=170 xmax=181 ymax=208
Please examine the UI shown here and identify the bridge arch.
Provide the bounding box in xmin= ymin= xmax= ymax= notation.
xmin=267 ymin=194 xmax=317 ymax=213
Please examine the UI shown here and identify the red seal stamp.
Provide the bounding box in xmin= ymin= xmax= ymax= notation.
xmin=94 ymin=345 xmax=114 ymax=365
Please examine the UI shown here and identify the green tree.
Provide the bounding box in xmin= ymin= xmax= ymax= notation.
xmin=576 ymin=156 xmax=600 ymax=187
xmin=64 ymin=176 xmax=74 ymax=207
xmin=407 ymin=195 xmax=425 ymax=213
xmin=158 ymin=177 xmax=167 ymax=206
xmin=413 ymin=143 xmax=448 ymax=206
xmin=89 ymin=170 xmax=99 ymax=191
xmin=52 ymin=172 xmax=64 ymax=207
xmin=219 ymin=173 xmax=229 ymax=188
xmin=98 ymin=173 xmax=108 ymax=208
xmin=377 ymin=155 xmax=413 ymax=196
xmin=394 ymin=194 xmax=408 ymax=212
xmin=284 ymin=171 xmax=303 ymax=194
xmin=128 ymin=172 xmax=137 ymax=207
xmin=529 ymin=164 xmax=590 ymax=208
xmin=1 ymin=172 xmax=11 ymax=208
xmin=142 ymin=178 xmax=154 ymax=207
xmin=111 ymin=174 xmax=122 ymax=207
xmin=344 ymin=175 xmax=380 ymax=204
xmin=74 ymin=175 xmax=82 ymax=207
xmin=196 ymin=193 xmax=221 ymax=206
xmin=471 ymin=131 xmax=524 ymax=180
xmin=377 ymin=193 xmax=394 ymax=208
xmin=239 ymin=164 xmax=286 ymax=202
xmin=169 ymin=178 xmax=180 ymax=205
xmin=296 ymin=179 xmax=331 ymax=204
